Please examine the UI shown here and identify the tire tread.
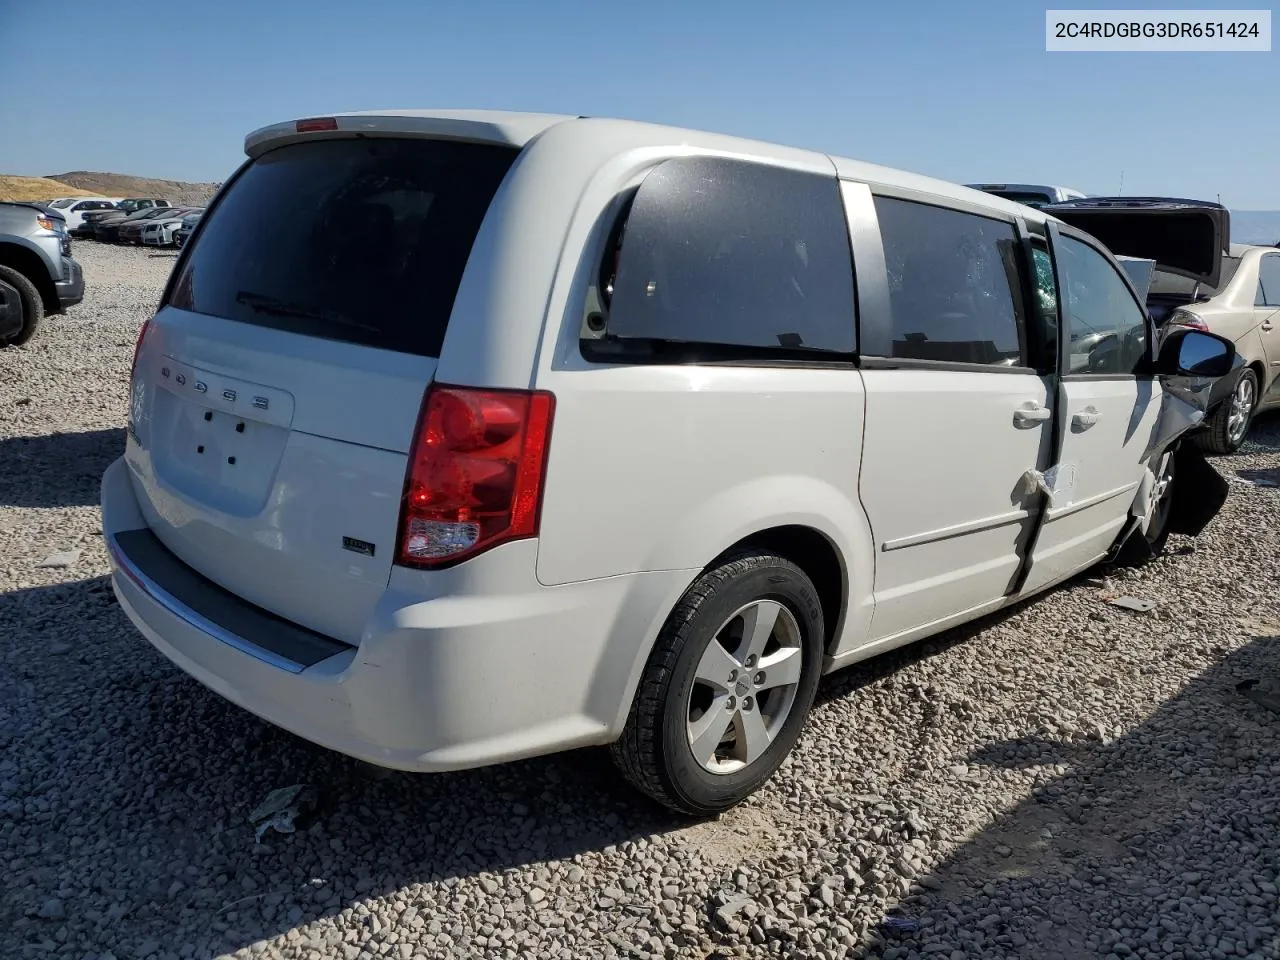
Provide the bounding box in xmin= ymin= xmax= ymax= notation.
xmin=0 ymin=264 xmax=44 ymax=346
xmin=611 ymin=550 xmax=814 ymax=814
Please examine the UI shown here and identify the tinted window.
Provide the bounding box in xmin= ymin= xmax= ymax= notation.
xmin=599 ymin=156 xmax=855 ymax=356
xmin=1057 ymin=235 xmax=1147 ymax=375
xmin=1258 ymin=255 xmax=1280 ymax=307
xmin=873 ymin=197 xmax=1025 ymax=365
xmin=50 ymin=199 xmax=75 ymax=209
xmin=169 ymin=138 xmax=517 ymax=357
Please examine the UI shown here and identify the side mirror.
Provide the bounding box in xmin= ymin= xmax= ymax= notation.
xmin=1156 ymin=328 xmax=1236 ymax=378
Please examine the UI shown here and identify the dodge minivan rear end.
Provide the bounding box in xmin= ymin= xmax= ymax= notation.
xmin=102 ymin=111 xmax=695 ymax=775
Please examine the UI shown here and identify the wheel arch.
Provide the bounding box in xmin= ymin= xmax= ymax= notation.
xmin=0 ymin=241 xmax=57 ymax=313
xmin=707 ymin=524 xmax=848 ymax=659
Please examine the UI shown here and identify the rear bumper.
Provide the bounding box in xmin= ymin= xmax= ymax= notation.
xmin=100 ymin=456 xmax=693 ymax=772
xmin=55 ymin=257 xmax=84 ymax=310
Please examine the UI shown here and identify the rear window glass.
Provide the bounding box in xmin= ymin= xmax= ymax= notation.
xmin=598 ymin=156 xmax=856 ymax=357
xmin=168 ymin=137 xmax=517 ymax=357
xmin=1149 ymin=256 xmax=1239 ymax=298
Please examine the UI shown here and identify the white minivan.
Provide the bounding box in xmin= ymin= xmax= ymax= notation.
xmin=102 ymin=111 xmax=1237 ymax=814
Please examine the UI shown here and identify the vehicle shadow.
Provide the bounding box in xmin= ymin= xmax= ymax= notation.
xmin=1241 ymin=410 xmax=1280 ymax=454
xmin=0 ymin=428 xmax=125 ymax=507
xmin=0 ymin=576 xmax=681 ymax=960
xmin=854 ymin=630 xmax=1280 ymax=960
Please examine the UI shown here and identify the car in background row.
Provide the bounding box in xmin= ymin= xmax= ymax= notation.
xmin=45 ymin=197 xmax=122 ymax=231
xmin=70 ymin=208 xmax=125 ymax=238
xmin=119 ymin=207 xmax=194 ymax=245
xmin=967 ymin=183 xmax=1088 ymax=209
xmin=1046 ymin=196 xmax=1280 ymax=453
xmin=142 ymin=208 xmax=203 ymax=247
xmin=0 ymin=201 xmax=84 ymax=346
xmin=96 ymin=206 xmax=180 ymax=244
xmin=116 ymin=198 xmax=172 ymax=214
xmin=173 ymin=210 xmax=203 ymax=248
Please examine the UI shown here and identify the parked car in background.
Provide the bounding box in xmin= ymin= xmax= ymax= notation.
xmin=46 ymin=197 xmax=121 ymax=231
xmin=116 ymin=198 xmax=172 ymax=214
xmin=173 ymin=210 xmax=203 ymax=248
xmin=968 ymin=183 xmax=1088 ymax=209
xmin=71 ymin=208 xmax=125 ymax=238
xmin=96 ymin=206 xmax=176 ymax=244
xmin=120 ymin=207 xmax=191 ymax=245
xmin=102 ymin=110 xmax=1239 ymax=815
xmin=142 ymin=208 xmax=202 ymax=247
xmin=0 ymin=201 xmax=84 ymax=345
xmin=1046 ymin=197 xmax=1279 ymax=453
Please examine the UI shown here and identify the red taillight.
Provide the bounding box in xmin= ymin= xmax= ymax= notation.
xmin=1169 ymin=310 xmax=1210 ymax=332
xmin=296 ymin=117 xmax=338 ymax=133
xmin=130 ymin=317 xmax=152 ymax=380
xmin=396 ymin=384 xmax=555 ymax=568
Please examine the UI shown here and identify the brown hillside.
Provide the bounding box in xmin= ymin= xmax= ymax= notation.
xmin=48 ymin=171 xmax=220 ymax=206
xmin=0 ymin=176 xmax=96 ymax=202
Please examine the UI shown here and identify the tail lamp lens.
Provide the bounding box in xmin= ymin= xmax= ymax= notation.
xmin=397 ymin=384 xmax=555 ymax=567
xmin=130 ymin=317 xmax=152 ymax=380
xmin=1169 ymin=310 xmax=1210 ymax=332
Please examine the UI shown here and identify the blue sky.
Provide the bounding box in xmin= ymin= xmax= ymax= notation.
xmin=2 ymin=0 xmax=1277 ymax=206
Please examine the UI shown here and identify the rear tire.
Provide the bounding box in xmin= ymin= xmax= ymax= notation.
xmin=0 ymin=265 xmax=44 ymax=346
xmin=611 ymin=551 xmax=824 ymax=816
xmin=1195 ymin=368 xmax=1257 ymax=455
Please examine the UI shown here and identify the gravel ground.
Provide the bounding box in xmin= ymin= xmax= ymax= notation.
xmin=2 ymin=242 xmax=1279 ymax=960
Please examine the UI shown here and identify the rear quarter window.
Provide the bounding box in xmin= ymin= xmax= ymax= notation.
xmin=589 ymin=156 xmax=856 ymax=360
xmin=168 ymin=137 xmax=518 ymax=357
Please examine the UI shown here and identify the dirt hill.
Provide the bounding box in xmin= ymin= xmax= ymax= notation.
xmin=0 ymin=176 xmax=96 ymax=202
xmin=46 ymin=171 xmax=221 ymax=206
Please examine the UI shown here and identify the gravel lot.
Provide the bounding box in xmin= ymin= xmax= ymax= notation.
xmin=3 ymin=242 xmax=1279 ymax=960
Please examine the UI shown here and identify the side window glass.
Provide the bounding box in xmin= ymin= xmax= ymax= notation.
xmin=598 ymin=156 xmax=856 ymax=357
xmin=1259 ymin=255 xmax=1280 ymax=307
xmin=1032 ymin=246 xmax=1058 ymax=322
xmin=1057 ymin=235 xmax=1148 ymax=375
xmin=873 ymin=196 xmax=1025 ymax=366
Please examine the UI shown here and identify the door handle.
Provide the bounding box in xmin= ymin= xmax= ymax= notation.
xmin=1072 ymin=407 xmax=1101 ymax=430
xmin=1013 ymin=402 xmax=1052 ymax=427
xmin=1263 ymin=321 xmax=1275 ymax=332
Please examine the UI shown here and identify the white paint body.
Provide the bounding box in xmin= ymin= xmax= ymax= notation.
xmin=101 ymin=111 xmax=1171 ymax=772
xmin=45 ymin=196 xmax=123 ymax=231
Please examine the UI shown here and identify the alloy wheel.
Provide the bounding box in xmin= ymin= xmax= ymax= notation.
xmin=685 ymin=599 xmax=804 ymax=775
xmin=1227 ymin=375 xmax=1255 ymax=447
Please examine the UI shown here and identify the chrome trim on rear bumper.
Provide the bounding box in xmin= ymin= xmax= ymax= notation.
xmin=106 ymin=533 xmax=305 ymax=674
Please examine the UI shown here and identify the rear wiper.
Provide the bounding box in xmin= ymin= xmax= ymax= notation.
xmin=233 ymin=291 xmax=378 ymax=332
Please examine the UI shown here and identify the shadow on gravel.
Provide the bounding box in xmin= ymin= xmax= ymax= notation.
xmin=1241 ymin=411 xmax=1280 ymax=454
xmin=0 ymin=428 xmax=124 ymax=507
xmin=858 ymin=632 xmax=1280 ymax=960
xmin=1 ymin=577 xmax=679 ymax=959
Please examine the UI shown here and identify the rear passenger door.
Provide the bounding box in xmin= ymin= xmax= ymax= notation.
xmin=851 ymin=189 xmax=1053 ymax=644
xmin=1020 ymin=226 xmax=1160 ymax=592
